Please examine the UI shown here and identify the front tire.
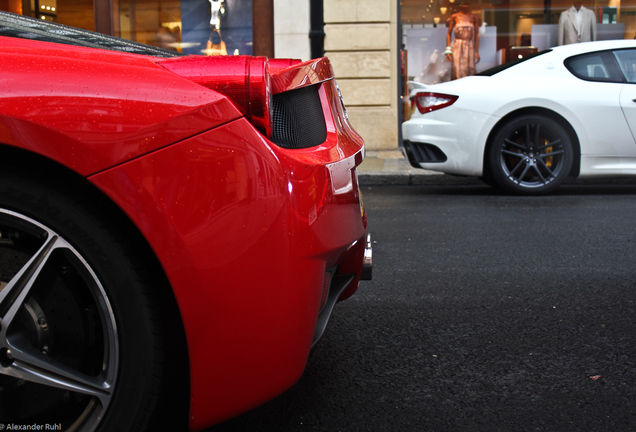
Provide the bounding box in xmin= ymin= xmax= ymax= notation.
xmin=488 ymin=115 xmax=573 ymax=195
xmin=0 ymin=173 xmax=171 ymax=431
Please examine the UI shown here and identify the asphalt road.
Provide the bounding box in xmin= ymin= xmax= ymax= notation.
xmin=210 ymin=184 xmax=636 ymax=432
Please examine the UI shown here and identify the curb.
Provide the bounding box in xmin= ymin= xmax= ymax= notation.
xmin=358 ymin=172 xmax=636 ymax=187
xmin=358 ymin=172 xmax=483 ymax=186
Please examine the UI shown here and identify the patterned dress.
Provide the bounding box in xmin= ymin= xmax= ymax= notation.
xmin=451 ymin=23 xmax=476 ymax=80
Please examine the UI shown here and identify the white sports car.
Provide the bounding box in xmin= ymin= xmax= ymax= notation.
xmin=402 ymin=40 xmax=636 ymax=194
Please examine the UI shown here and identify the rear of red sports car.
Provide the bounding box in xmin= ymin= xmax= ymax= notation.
xmin=0 ymin=12 xmax=370 ymax=432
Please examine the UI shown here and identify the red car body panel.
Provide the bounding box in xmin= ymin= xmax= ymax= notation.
xmin=270 ymin=56 xmax=334 ymax=94
xmin=0 ymin=37 xmax=242 ymax=175
xmin=0 ymin=36 xmax=367 ymax=431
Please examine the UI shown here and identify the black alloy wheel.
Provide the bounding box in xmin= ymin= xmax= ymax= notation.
xmin=0 ymin=171 xmax=173 ymax=431
xmin=488 ymin=115 xmax=573 ymax=195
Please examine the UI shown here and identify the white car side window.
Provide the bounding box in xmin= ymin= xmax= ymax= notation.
xmin=567 ymin=55 xmax=608 ymax=79
xmin=613 ymin=50 xmax=636 ymax=84
xmin=565 ymin=51 xmax=623 ymax=83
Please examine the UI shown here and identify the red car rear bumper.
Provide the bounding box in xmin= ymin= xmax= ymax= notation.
xmin=90 ymin=79 xmax=368 ymax=430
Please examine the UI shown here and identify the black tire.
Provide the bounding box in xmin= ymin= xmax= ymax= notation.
xmin=0 ymin=172 xmax=170 ymax=431
xmin=487 ymin=115 xmax=573 ymax=195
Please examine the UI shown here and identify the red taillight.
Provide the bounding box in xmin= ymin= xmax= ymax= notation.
xmin=412 ymin=92 xmax=458 ymax=114
xmin=157 ymin=56 xmax=335 ymax=140
xmin=158 ymin=55 xmax=273 ymax=137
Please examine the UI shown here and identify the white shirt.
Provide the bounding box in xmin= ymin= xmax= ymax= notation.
xmin=575 ymin=7 xmax=583 ymax=41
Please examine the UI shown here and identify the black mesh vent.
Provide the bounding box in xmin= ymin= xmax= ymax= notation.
xmin=403 ymin=140 xmax=447 ymax=165
xmin=271 ymin=84 xmax=327 ymax=149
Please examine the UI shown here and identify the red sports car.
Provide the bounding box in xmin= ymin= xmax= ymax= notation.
xmin=0 ymin=12 xmax=371 ymax=431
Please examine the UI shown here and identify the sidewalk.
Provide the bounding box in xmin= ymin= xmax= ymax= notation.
xmin=357 ymin=150 xmax=483 ymax=186
xmin=357 ymin=150 xmax=636 ymax=187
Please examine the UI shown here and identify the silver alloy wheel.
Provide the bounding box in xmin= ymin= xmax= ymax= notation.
xmin=499 ymin=122 xmax=568 ymax=189
xmin=0 ymin=208 xmax=118 ymax=430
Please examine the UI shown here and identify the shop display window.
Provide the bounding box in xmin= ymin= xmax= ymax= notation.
xmin=401 ymin=0 xmax=636 ymax=86
xmin=0 ymin=0 xmax=253 ymax=55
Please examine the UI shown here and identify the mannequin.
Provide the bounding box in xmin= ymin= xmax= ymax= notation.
xmin=205 ymin=29 xmax=227 ymax=56
xmin=209 ymin=0 xmax=223 ymax=30
xmin=445 ymin=3 xmax=480 ymax=81
xmin=558 ymin=2 xmax=597 ymax=45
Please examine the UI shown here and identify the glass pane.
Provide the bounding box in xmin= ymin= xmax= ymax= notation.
xmin=35 ymin=0 xmax=59 ymax=23
xmin=115 ymin=0 xmax=182 ymax=50
xmin=56 ymin=0 xmax=93 ymax=31
xmin=400 ymin=0 xmax=636 ymax=87
xmin=614 ymin=49 xmax=636 ymax=83
xmin=567 ymin=54 xmax=611 ymax=79
xmin=113 ymin=0 xmax=252 ymax=55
